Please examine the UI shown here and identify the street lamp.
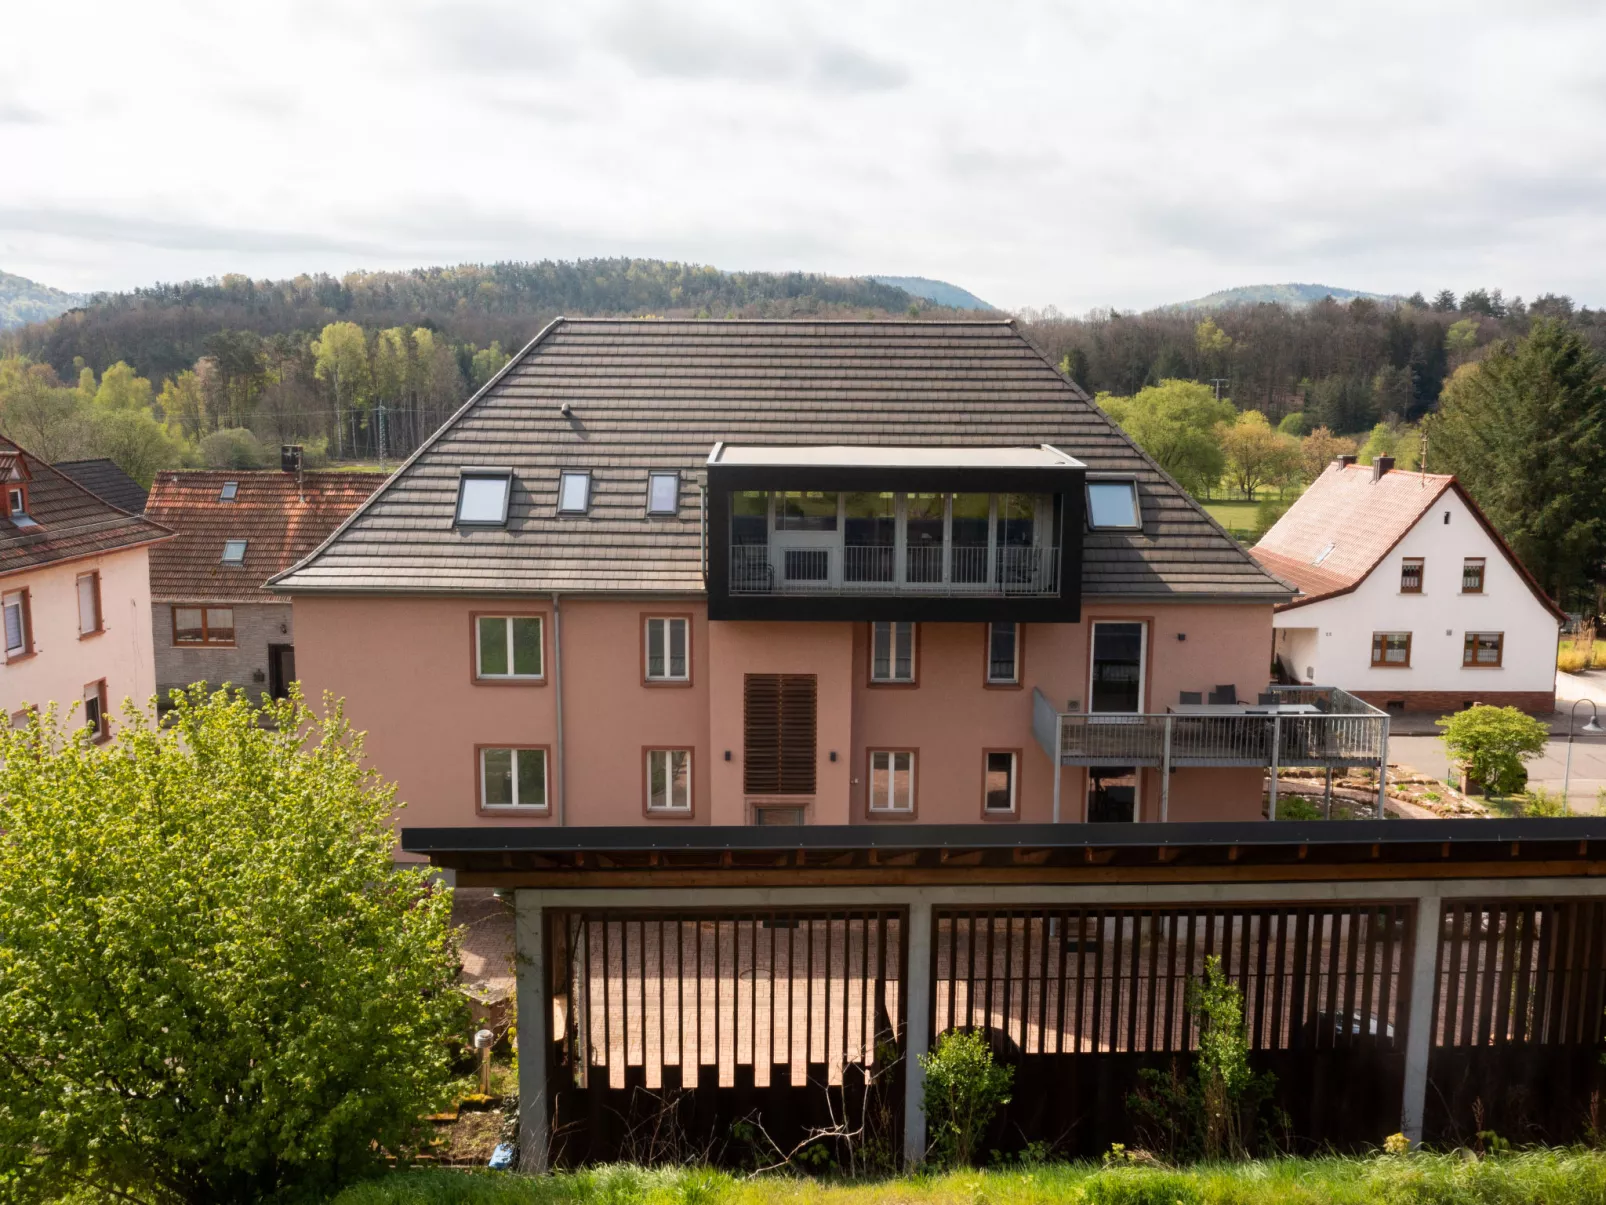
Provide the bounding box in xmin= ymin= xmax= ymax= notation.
xmin=1562 ymin=699 xmax=1605 ymax=810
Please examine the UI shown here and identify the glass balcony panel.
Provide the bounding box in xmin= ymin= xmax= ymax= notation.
xmin=905 ymin=492 xmax=945 ymax=583
xmin=951 ymin=493 xmax=990 ymax=583
xmin=732 ymin=491 xmax=768 ymax=545
xmin=777 ymin=491 xmax=838 ymax=532
xmin=844 ymin=491 xmax=895 ymax=582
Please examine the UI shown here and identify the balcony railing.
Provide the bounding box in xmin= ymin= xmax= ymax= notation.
xmin=1030 ymin=685 xmax=1390 ymax=820
xmin=731 ymin=543 xmax=1060 ymax=597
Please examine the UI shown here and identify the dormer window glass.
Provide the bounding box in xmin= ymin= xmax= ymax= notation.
xmin=1086 ymin=480 xmax=1140 ymax=530
xmin=219 ymin=481 xmax=238 ymax=502
xmin=221 ymin=539 xmax=247 ymax=565
xmin=558 ymin=471 xmax=591 ymax=515
xmin=647 ymin=472 xmax=679 ymax=515
xmin=5 ymin=486 xmax=34 ymax=527
xmin=456 ymin=471 xmax=512 ymax=526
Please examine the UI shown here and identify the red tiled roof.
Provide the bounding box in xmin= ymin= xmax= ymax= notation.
xmin=1251 ymin=461 xmax=1565 ymax=620
xmin=145 ymin=470 xmax=382 ymax=602
xmin=0 ymin=438 xmax=172 ymax=577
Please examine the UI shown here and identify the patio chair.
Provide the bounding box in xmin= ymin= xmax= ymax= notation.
xmin=1208 ymin=684 xmax=1238 ymax=705
xmin=1179 ymin=690 xmax=1202 ymax=705
xmin=1258 ymin=692 xmax=1278 ymax=705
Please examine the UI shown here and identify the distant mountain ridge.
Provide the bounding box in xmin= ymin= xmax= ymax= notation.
xmin=0 ymin=270 xmax=86 ymax=330
xmin=869 ymin=275 xmax=993 ymax=311
xmin=1168 ymin=283 xmax=1401 ymax=311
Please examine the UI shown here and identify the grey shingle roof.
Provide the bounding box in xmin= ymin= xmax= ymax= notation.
xmin=52 ymin=458 xmax=149 ymax=514
xmin=271 ymin=319 xmax=1290 ymax=601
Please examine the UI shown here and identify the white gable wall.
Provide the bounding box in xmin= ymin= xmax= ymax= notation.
xmin=1272 ymin=487 xmax=1559 ymax=699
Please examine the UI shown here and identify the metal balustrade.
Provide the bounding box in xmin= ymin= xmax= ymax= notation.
xmin=730 ymin=542 xmax=1060 ymax=596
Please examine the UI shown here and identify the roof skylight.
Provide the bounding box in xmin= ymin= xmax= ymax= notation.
xmin=456 ymin=471 xmax=512 ymax=526
xmin=221 ymin=539 xmax=248 ymax=565
xmin=558 ymin=471 xmax=591 ymax=515
xmin=646 ymin=472 xmax=678 ymax=516
xmin=1086 ymin=480 xmax=1140 ymax=530
xmin=219 ymin=481 xmax=238 ymax=502
xmin=1312 ymin=542 xmax=1336 ymax=565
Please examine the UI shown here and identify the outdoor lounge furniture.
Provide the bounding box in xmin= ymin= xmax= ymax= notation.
xmin=1208 ymin=685 xmax=1238 ymax=705
xmin=1179 ymin=690 xmax=1202 ymax=704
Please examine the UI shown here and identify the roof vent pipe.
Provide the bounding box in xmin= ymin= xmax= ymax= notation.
xmin=1373 ymin=455 xmax=1394 ymax=481
xmin=1337 ymin=454 xmax=1357 ymax=468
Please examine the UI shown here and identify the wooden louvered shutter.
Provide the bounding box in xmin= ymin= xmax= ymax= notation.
xmin=744 ymin=673 xmax=816 ymax=795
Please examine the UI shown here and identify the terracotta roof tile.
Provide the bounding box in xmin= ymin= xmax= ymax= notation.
xmin=145 ymin=470 xmax=382 ymax=602
xmin=273 ymin=319 xmax=1291 ymax=601
xmin=0 ymin=439 xmax=171 ymax=577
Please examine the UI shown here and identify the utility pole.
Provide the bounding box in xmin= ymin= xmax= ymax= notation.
xmin=1209 ymin=377 xmax=1230 ymax=401
xmin=377 ymin=403 xmax=387 ymax=469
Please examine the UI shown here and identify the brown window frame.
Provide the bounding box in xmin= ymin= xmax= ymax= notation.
xmin=743 ymin=673 xmax=817 ymax=796
xmin=77 ymin=570 xmax=104 ymax=638
xmin=1462 ymin=558 xmax=1486 ymax=594
xmin=1399 ymin=558 xmax=1424 ymax=594
xmin=171 ymin=605 xmax=236 ymax=648
xmin=642 ymin=614 xmax=694 ymax=686
xmin=982 ymin=748 xmax=1021 ymax=819
xmin=983 ymin=621 xmax=1023 ymax=688
xmin=1462 ymin=631 xmax=1505 ymax=668
xmin=1370 ymin=631 xmax=1412 ymax=668
xmin=470 ymin=612 xmax=548 ymax=685
xmin=868 ymin=621 xmax=918 ymax=687
xmin=3 ymin=587 xmax=33 ymax=661
xmin=865 ymin=748 xmax=919 ymax=819
xmin=84 ymin=678 xmax=110 ymax=744
xmin=3 ymin=483 xmax=28 ymax=519
xmin=642 ymin=747 xmax=695 ymax=817
xmin=474 ymin=743 xmax=552 ymax=814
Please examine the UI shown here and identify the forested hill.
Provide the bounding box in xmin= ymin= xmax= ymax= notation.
xmin=8 ymin=259 xmax=978 ymax=382
xmin=1167 ymin=283 xmax=1399 ymax=311
xmin=0 ymin=270 xmax=86 ymax=331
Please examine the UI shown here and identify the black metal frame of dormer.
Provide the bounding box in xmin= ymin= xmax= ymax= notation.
xmin=705 ymin=462 xmax=1084 ymax=621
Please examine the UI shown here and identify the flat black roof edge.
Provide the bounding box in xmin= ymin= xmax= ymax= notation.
xmin=401 ymin=818 xmax=1606 ymax=855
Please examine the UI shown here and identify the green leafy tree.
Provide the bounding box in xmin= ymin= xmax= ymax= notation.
xmin=1445 ymin=317 xmax=1481 ymax=361
xmin=0 ymin=689 xmax=463 ymax=1205
xmin=92 ymin=360 xmax=156 ymax=412
xmin=312 ymin=321 xmax=371 ymax=459
xmin=919 ymin=1030 xmax=1013 ymax=1168
xmin=88 ymin=407 xmax=186 ymax=486
xmin=1276 ymin=411 xmax=1309 ymax=437
xmin=1217 ymin=410 xmax=1299 ymax=501
xmin=0 ymin=357 xmax=90 ymax=462
xmin=1098 ymin=379 xmax=1235 ymax=496
xmin=1298 ymin=425 xmax=1357 ymax=482
xmin=1432 ymin=320 xmax=1606 ymax=601
xmin=1356 ymin=421 xmax=1421 ymax=471
xmin=469 ymin=341 xmax=509 ymax=391
xmin=158 ymin=368 xmax=209 ymax=440
xmin=1437 ymin=704 xmax=1550 ymax=796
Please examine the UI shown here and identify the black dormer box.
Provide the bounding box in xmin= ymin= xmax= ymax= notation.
xmin=705 ymin=444 xmax=1085 ymax=622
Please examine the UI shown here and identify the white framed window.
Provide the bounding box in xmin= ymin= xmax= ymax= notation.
xmin=987 ymin=621 xmax=1019 ymax=684
xmin=221 ymin=539 xmax=247 ymax=565
xmin=647 ymin=472 xmax=679 ymax=515
xmin=4 ymin=589 xmax=29 ymax=657
xmin=983 ymin=750 xmax=1018 ymax=814
xmin=84 ymin=680 xmax=108 ymax=742
xmin=558 ymin=470 xmax=591 ymax=514
xmin=479 ymin=746 xmax=548 ymax=810
xmin=475 ymin=615 xmax=544 ymax=679
xmin=645 ymin=616 xmax=690 ymax=681
xmin=869 ymin=750 xmax=915 ymax=814
xmin=1086 ymin=480 xmax=1141 ymax=530
xmin=646 ymin=749 xmax=692 ymax=813
xmin=6 ymin=485 xmax=33 ymax=525
xmin=456 ymin=470 xmax=512 ymax=526
xmin=77 ymin=571 xmax=102 ymax=635
xmin=218 ymin=481 xmax=239 ymax=502
xmin=870 ymin=621 xmax=916 ymax=683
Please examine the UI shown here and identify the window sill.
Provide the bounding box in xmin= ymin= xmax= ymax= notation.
xmin=866 ymin=809 xmax=918 ymax=821
xmin=474 ymin=676 xmax=548 ymax=687
xmin=984 ymin=680 xmax=1023 ymax=690
xmin=1369 ymin=663 xmax=1412 ymax=670
xmin=478 ymin=805 xmax=551 ymax=816
xmin=643 ymin=678 xmax=694 ymax=688
xmin=1462 ymin=665 xmax=1504 ymax=670
xmin=644 ymin=808 xmax=694 ymax=819
xmin=79 ymin=627 xmax=107 ymax=641
xmin=5 ymin=650 xmax=35 ymax=663
xmin=175 ymin=643 xmax=237 ymax=650
xmin=868 ymin=679 xmax=919 ymax=689
xmin=980 ymin=808 xmax=1020 ymax=822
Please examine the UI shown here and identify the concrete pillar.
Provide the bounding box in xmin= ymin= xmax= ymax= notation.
xmin=1399 ymin=889 xmax=1442 ymax=1144
xmin=902 ymin=899 xmax=933 ymax=1168
xmin=515 ymin=891 xmax=550 ymax=1173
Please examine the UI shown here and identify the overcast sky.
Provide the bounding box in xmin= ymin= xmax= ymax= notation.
xmin=4 ymin=1 xmax=1605 ymax=311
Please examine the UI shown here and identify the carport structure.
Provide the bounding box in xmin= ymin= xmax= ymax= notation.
xmin=404 ymin=820 xmax=1606 ymax=1171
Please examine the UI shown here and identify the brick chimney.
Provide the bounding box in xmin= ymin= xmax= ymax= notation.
xmin=1372 ymin=455 xmax=1394 ymax=481
xmin=1337 ymin=454 xmax=1358 ymax=468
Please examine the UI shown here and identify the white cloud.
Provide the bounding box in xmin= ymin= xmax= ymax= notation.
xmin=3 ymin=0 xmax=1605 ymax=309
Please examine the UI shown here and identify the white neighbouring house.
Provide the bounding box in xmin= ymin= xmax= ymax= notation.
xmin=1251 ymin=456 xmax=1563 ymax=715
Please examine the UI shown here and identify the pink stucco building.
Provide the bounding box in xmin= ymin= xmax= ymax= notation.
xmin=272 ymin=320 xmax=1341 ymax=845
xmin=0 ymin=438 xmax=171 ymax=732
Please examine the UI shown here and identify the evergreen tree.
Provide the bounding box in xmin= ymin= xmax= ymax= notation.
xmin=1432 ymin=320 xmax=1606 ymax=602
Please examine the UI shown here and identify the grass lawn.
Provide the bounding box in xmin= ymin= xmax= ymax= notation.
xmin=331 ymin=1152 xmax=1606 ymax=1205
xmin=1202 ymin=501 xmax=1265 ymax=532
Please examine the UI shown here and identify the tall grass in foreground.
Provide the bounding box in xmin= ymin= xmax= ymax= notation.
xmin=331 ymin=1151 xmax=1606 ymax=1205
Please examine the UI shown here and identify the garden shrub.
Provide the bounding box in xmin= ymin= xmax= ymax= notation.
xmin=1437 ymin=705 xmax=1549 ymax=797
xmin=1273 ymin=796 xmax=1322 ymax=820
xmin=919 ymin=1029 xmax=1014 ymax=1168
xmin=0 ymin=687 xmax=464 ymax=1204
xmin=1520 ymin=787 xmax=1569 ymax=817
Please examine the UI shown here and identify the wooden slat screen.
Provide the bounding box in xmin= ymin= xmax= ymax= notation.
xmin=933 ymin=905 xmax=1410 ymax=1055
xmin=744 ymin=673 xmax=817 ymax=795
xmin=1432 ymin=899 xmax=1606 ymax=1047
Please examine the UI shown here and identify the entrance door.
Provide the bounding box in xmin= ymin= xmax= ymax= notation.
xmin=268 ymin=643 xmax=295 ymax=700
